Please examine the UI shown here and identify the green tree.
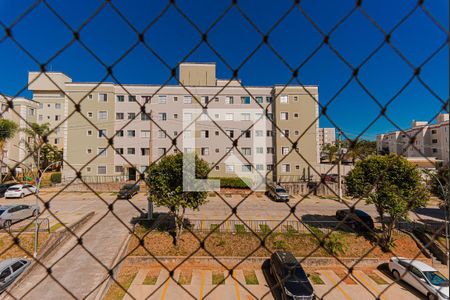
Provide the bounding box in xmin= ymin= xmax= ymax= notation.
xmin=0 ymin=119 xmax=18 ymax=182
xmin=429 ymin=165 xmax=449 ymax=202
xmin=40 ymin=144 xmax=63 ymax=171
xmin=343 ymin=139 xmax=377 ymax=164
xmin=146 ymin=153 xmax=209 ymax=245
xmin=345 ymin=154 xmax=429 ymax=250
xmin=321 ymin=143 xmax=339 ymax=163
xmin=21 ymin=123 xmax=53 ymax=173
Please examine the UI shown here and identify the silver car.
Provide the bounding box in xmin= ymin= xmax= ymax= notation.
xmin=0 ymin=205 xmax=40 ymax=228
xmin=4 ymin=184 xmax=37 ymax=199
xmin=0 ymin=258 xmax=31 ymax=292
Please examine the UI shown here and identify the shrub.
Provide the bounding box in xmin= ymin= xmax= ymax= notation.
xmin=259 ymin=224 xmax=271 ymax=235
xmin=210 ymin=177 xmax=251 ymax=189
xmin=235 ymin=224 xmax=246 ymax=233
xmin=323 ymin=232 xmax=348 ymax=255
xmin=50 ymin=172 xmax=62 ymax=183
xmin=273 ymin=239 xmax=288 ymax=250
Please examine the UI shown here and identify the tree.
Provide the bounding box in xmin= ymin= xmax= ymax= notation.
xmin=430 ymin=165 xmax=449 ymax=202
xmin=146 ymin=153 xmax=209 ymax=245
xmin=0 ymin=119 xmax=18 ymax=182
xmin=346 ymin=154 xmax=429 ymax=250
xmin=21 ymin=123 xmax=51 ymax=173
xmin=40 ymin=144 xmax=63 ymax=171
xmin=342 ymin=139 xmax=377 ymax=164
xmin=321 ymin=143 xmax=338 ymax=163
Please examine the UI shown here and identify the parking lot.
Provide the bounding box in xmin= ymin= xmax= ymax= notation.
xmin=118 ymin=262 xmax=424 ymax=300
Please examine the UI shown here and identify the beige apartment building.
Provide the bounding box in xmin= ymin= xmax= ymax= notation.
xmin=0 ymin=95 xmax=38 ymax=173
xmin=28 ymin=63 xmax=320 ymax=183
xmin=318 ymin=127 xmax=336 ymax=148
xmin=377 ymin=113 xmax=449 ymax=165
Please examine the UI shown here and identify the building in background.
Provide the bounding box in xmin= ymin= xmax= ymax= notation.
xmin=377 ymin=113 xmax=449 ymax=166
xmin=0 ymin=95 xmax=38 ymax=173
xmin=28 ymin=63 xmax=320 ymax=183
xmin=318 ymin=127 xmax=336 ymax=148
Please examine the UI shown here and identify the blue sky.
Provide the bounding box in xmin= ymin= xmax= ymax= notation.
xmin=0 ymin=0 xmax=448 ymax=140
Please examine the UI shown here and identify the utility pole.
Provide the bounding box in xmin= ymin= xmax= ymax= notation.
xmin=147 ymin=110 xmax=153 ymax=220
xmin=337 ymin=131 xmax=342 ymax=202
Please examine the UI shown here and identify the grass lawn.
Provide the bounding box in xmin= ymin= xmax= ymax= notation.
xmin=178 ymin=270 xmax=192 ymax=285
xmin=243 ymin=270 xmax=259 ymax=285
xmin=0 ymin=233 xmax=49 ymax=259
xmin=212 ymin=271 xmax=225 ymax=285
xmin=104 ymin=266 xmax=138 ymax=300
xmin=129 ymin=227 xmax=426 ymax=259
xmin=308 ymin=272 xmax=325 ymax=285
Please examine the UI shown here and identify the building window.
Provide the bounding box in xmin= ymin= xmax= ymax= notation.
xmin=141 ymin=148 xmax=150 ymax=156
xmin=242 ymin=165 xmax=252 ymax=172
xmin=116 ymin=148 xmax=124 ymax=154
xmin=282 ymin=129 xmax=290 ymax=138
xmin=183 ymin=130 xmax=192 ymax=138
xmin=86 ymin=148 xmax=92 ymax=154
xmin=97 ymin=166 xmax=107 ymax=175
xmin=200 ymin=130 xmax=209 ymax=138
xmin=157 ymin=130 xmax=166 ymax=138
xmin=255 ymin=130 xmax=264 ymax=137
xmin=282 ymin=147 xmax=289 ymax=155
xmin=266 ymin=130 xmax=273 ymax=137
xmin=87 ymin=130 xmax=93 ymax=136
xmin=127 ymin=130 xmax=136 ymax=137
xmin=127 ymin=148 xmax=136 ymax=155
xmin=116 ymin=130 xmax=124 ymax=137
xmin=226 ymin=165 xmax=235 ymax=173
xmin=54 ymin=138 xmax=60 ymax=144
xmin=295 ymin=130 xmax=299 ymax=135
xmin=294 ymin=113 xmax=299 ymax=118
xmin=128 ymin=112 xmax=136 ymax=120
xmin=183 ymin=113 xmax=192 ymax=121
xmin=141 ymin=130 xmax=150 ymax=138
xmin=38 ymin=115 xmax=43 ymax=121
xmin=432 ymin=139 xmax=438 ymax=144
xmin=158 ymin=113 xmax=167 ymax=121
xmin=267 ymin=164 xmax=273 ymax=171
xmin=280 ymin=112 xmax=289 ymax=120
xmin=158 ymin=95 xmax=167 ymax=104
xmin=294 ymin=96 xmax=298 ymax=101
xmin=215 ymin=148 xmax=220 ymax=153
xmin=99 ymin=94 xmax=108 ymax=102
xmin=266 ymin=96 xmax=272 ymax=103
xmin=55 ymin=115 xmax=61 ymax=121
xmin=97 ymin=148 xmax=107 ymax=156
xmin=201 ymin=147 xmax=209 ymax=156
xmin=117 ymin=95 xmax=124 ymax=102
xmin=115 ymin=166 xmax=124 ymax=173
xmin=432 ymin=148 xmax=438 ymax=153
xmin=98 ymin=129 xmax=106 ymax=138
xmin=215 ymin=131 xmax=219 ymax=136
xmin=98 ymin=111 xmax=108 ymax=120
xmin=86 ymin=167 xmax=92 ymax=172
xmin=173 ymin=96 xmax=178 ymax=102
xmin=128 ymin=95 xmax=136 ymax=102
xmin=225 ymin=96 xmax=234 ymax=104
xmin=141 ymin=112 xmax=150 ymax=120
xmin=243 ymin=130 xmax=251 ymax=138
xmin=116 ymin=113 xmax=124 ymax=120
xmin=225 ymin=113 xmax=234 ymax=121
xmin=256 ymin=96 xmax=263 ymax=104
xmin=256 ymin=147 xmax=264 ymax=154
xmin=256 ymin=164 xmax=264 ymax=171
xmin=281 ymin=164 xmax=291 ymax=173
xmin=55 ymin=103 xmax=61 ymax=109
xmin=241 ymin=96 xmax=250 ymax=104
xmin=158 ymin=148 xmax=166 ymax=155
xmin=215 ymin=165 xmax=220 ymax=170
xmin=201 ymin=96 xmax=209 ymax=104
xmin=241 ymin=113 xmax=251 ymax=121
xmin=267 ymin=147 xmax=274 ymax=154
xmin=87 ymin=112 xmax=93 ymax=118
xmin=227 ymin=130 xmax=234 ymax=138
xmin=280 ymin=95 xmax=288 ymax=103
xmin=267 ymin=112 xmax=273 ymax=120
xmin=183 ymin=96 xmax=192 ymax=104
xmin=242 ymin=148 xmax=251 ymax=155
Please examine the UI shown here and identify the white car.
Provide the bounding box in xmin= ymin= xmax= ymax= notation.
xmin=0 ymin=205 xmax=40 ymax=228
xmin=4 ymin=185 xmax=37 ymax=199
xmin=389 ymin=257 xmax=449 ymax=300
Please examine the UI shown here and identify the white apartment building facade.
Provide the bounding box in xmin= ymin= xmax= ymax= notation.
xmin=28 ymin=63 xmax=320 ymax=183
xmin=377 ymin=113 xmax=449 ymax=165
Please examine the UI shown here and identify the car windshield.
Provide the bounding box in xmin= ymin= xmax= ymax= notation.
xmin=276 ymin=188 xmax=286 ymax=193
xmin=424 ymin=271 xmax=449 ymax=286
xmin=8 ymin=187 xmax=20 ymax=190
xmin=122 ymin=185 xmax=134 ymax=190
xmin=0 ymin=210 xmax=5 ymax=215
xmin=285 ymin=266 xmax=308 ymax=283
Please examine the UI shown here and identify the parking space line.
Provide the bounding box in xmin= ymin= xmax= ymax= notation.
xmin=199 ymin=271 xmax=204 ymax=300
xmin=322 ymin=271 xmax=352 ymax=300
xmin=160 ymin=279 xmax=169 ymax=300
xmin=353 ymin=272 xmax=385 ymax=300
xmin=233 ymin=274 xmax=241 ymax=300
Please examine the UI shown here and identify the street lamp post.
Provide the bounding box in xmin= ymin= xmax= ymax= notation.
xmin=424 ymin=169 xmax=449 ymax=266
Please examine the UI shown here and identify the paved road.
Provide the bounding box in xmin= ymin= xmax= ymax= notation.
xmin=4 ymin=195 xmax=141 ymax=300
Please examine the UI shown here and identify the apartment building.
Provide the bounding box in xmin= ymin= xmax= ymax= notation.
xmin=377 ymin=113 xmax=449 ymax=164
xmin=28 ymin=63 xmax=319 ymax=183
xmin=0 ymin=95 xmax=39 ymax=173
xmin=318 ymin=127 xmax=336 ymax=148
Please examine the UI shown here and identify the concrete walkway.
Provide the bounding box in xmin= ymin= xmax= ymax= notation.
xmin=5 ymin=200 xmax=138 ymax=300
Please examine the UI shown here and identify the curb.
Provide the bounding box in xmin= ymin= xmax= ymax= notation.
xmin=2 ymin=212 xmax=95 ymax=299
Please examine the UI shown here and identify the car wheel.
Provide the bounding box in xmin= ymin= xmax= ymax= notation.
xmin=20 ymin=193 xmax=24 ymax=198
xmin=4 ymin=220 xmax=11 ymax=228
xmin=428 ymin=293 xmax=438 ymax=300
xmin=392 ymin=270 xmax=401 ymax=281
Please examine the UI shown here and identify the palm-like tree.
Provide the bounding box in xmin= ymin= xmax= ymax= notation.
xmin=321 ymin=143 xmax=339 ymax=163
xmin=0 ymin=119 xmax=18 ymax=182
xmin=21 ymin=123 xmax=51 ymax=175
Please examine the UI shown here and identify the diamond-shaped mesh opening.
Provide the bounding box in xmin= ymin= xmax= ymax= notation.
xmin=0 ymin=1 xmax=448 ymax=299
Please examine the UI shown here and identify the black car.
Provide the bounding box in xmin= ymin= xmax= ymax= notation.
xmin=335 ymin=209 xmax=374 ymax=232
xmin=270 ymin=251 xmax=315 ymax=300
xmin=117 ymin=183 xmax=140 ymax=199
xmin=0 ymin=183 xmax=17 ymax=198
